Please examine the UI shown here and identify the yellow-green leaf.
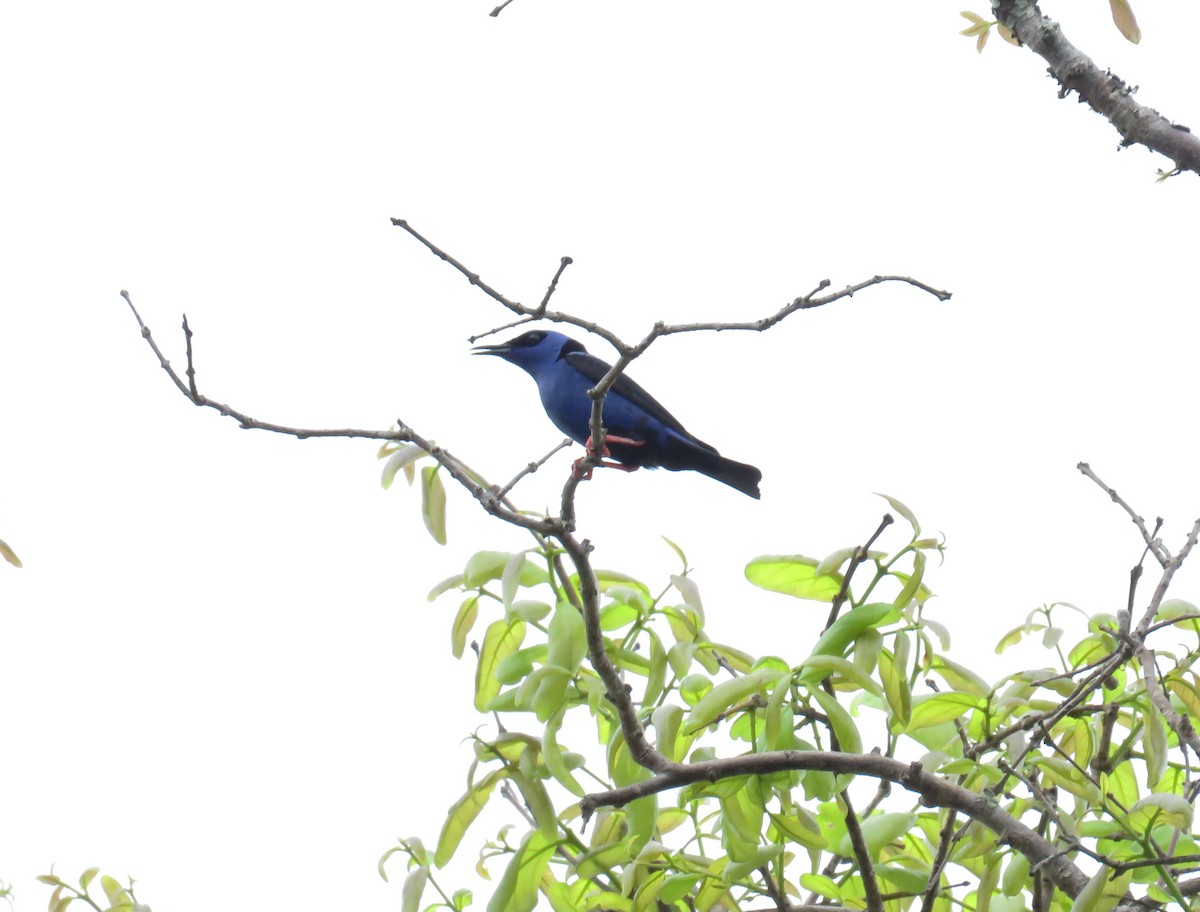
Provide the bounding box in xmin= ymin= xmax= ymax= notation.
xmin=381 ymin=444 xmax=427 ymax=488
xmin=745 ymin=555 xmax=843 ymax=602
xmin=897 ymin=692 xmax=981 ymax=733
xmin=877 ymin=492 xmax=920 ymax=536
xmin=811 ymin=687 xmax=862 ymax=754
xmin=798 ymin=654 xmax=882 ymax=697
xmin=475 ymin=619 xmax=526 ymax=712
xmin=486 ymin=830 xmax=556 ymax=912
xmin=421 ymin=466 xmax=447 ymax=545
xmin=402 ymin=867 xmax=428 ymax=912
xmin=1070 ymin=867 xmax=1131 ymax=912
xmin=683 ymin=671 xmax=779 ymax=733
xmin=435 ymin=769 xmax=505 ymax=867
xmin=451 ymin=596 xmax=479 ymax=659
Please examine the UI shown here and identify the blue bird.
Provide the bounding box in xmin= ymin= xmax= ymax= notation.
xmin=473 ymin=330 xmax=762 ymax=498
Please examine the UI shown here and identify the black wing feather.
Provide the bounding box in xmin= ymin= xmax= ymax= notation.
xmin=560 ymin=343 xmax=714 ymax=449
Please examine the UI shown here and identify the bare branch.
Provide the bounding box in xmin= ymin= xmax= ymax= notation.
xmin=994 ymin=0 xmax=1200 ymax=176
xmin=579 ymin=751 xmax=1090 ymax=900
xmin=537 ymin=256 xmax=573 ymax=314
xmin=122 ymin=291 xmax=559 ymax=537
xmin=391 ymin=218 xmax=524 ymax=313
xmin=825 ymin=514 xmax=894 ymax=631
xmin=496 ymin=438 xmax=574 ymax=499
xmin=1077 ymin=462 xmax=1170 ymax=564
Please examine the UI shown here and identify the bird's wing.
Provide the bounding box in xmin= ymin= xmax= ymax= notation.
xmin=562 ymin=346 xmax=713 ymax=448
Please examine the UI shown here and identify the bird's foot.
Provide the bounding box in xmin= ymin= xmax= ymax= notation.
xmin=573 ymin=435 xmax=644 ymax=480
xmin=572 ymin=457 xmax=640 ymax=480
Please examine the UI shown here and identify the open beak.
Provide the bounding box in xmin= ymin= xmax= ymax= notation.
xmin=471 ymin=342 xmax=512 ymax=357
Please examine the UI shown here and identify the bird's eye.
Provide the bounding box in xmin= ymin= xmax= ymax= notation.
xmin=524 ymin=332 xmax=544 ymax=345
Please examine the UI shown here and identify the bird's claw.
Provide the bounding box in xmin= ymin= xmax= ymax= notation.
xmin=573 ymin=434 xmax=643 ymax=480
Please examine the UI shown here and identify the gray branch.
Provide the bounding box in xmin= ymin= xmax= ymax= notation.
xmin=994 ymin=0 xmax=1200 ymax=176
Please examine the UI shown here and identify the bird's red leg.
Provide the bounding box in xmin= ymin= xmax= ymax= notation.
xmin=572 ymin=434 xmax=644 ymax=479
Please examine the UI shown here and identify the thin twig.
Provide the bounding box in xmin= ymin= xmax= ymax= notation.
xmin=495 ymin=438 xmax=574 ymax=499
xmin=537 ymin=256 xmax=573 ymax=314
xmin=182 ymin=315 xmax=198 ymax=398
xmin=825 ymin=514 xmax=894 ymax=631
xmin=1077 ymin=462 xmax=1170 ymax=565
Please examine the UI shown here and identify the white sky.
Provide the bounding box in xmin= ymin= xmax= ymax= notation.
xmin=3 ymin=1 xmax=1200 ymax=910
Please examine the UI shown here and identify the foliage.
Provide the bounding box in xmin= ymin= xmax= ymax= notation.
xmin=379 ymin=467 xmax=1200 ymax=912
xmin=960 ymin=0 xmax=1141 ymax=52
xmin=35 ymin=869 xmax=149 ymax=912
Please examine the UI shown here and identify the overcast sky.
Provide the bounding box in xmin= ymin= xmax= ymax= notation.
xmin=3 ymin=2 xmax=1200 ymax=910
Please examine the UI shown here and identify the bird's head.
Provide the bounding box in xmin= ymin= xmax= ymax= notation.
xmin=472 ymin=330 xmax=578 ymax=371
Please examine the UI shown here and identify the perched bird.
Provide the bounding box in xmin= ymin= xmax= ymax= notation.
xmin=473 ymin=330 xmax=762 ymax=498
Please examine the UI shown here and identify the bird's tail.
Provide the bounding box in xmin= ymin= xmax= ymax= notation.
xmin=696 ymin=451 xmax=762 ymax=499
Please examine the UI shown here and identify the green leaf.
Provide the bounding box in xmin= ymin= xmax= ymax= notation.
xmin=1071 ymin=867 xmax=1132 ymax=912
xmin=486 ymin=830 xmax=557 ymax=912
xmin=1157 ymin=598 xmax=1199 ymax=622
xmin=930 ymin=655 xmax=989 ymax=697
xmin=420 ymin=466 xmax=447 ymax=545
xmin=683 ymin=671 xmax=779 ymax=732
xmin=878 ymin=646 xmax=911 ymax=727
xmin=502 ymin=552 xmax=527 ymax=609
xmin=976 ymin=857 xmax=1001 ymax=912
xmin=893 ymin=551 xmax=926 ymax=608
xmin=543 ymin=708 xmax=585 ymax=797
xmin=1102 ymin=763 xmax=1140 ymax=810
xmin=853 ymin=628 xmax=884 ymax=674
xmin=837 ymin=812 xmax=917 ymax=859
xmin=876 ymin=492 xmax=920 ymax=536
xmin=745 ymin=555 xmax=843 ymax=602
xmin=1144 ymin=704 xmax=1167 ymax=788
xmin=995 ymin=625 xmax=1025 ymax=653
xmin=1168 ymin=676 xmax=1200 ymax=721
xmin=402 ymin=867 xmax=428 ymax=912
xmin=495 ymin=648 xmax=536 ymax=686
xmin=435 ymin=770 xmax=505 ymax=867
xmin=547 ymin=601 xmax=588 ymax=674
xmin=381 ymin=443 xmax=428 ymax=488
xmin=510 ymin=767 xmax=559 ymax=838
xmin=799 ymin=873 xmax=841 ymax=901
xmin=530 ymin=666 xmax=573 ymax=722
xmin=767 ymin=807 xmax=826 ymax=849
xmin=811 ymin=687 xmax=862 ymax=754
xmin=896 ymin=692 xmax=982 ymax=733
xmin=475 ymin=619 xmax=526 ymax=712
xmin=1036 ymin=758 xmax=1101 ymax=803
xmin=797 ymin=654 xmax=882 ymax=697
xmin=671 ymin=574 xmax=704 ymax=618
xmin=662 ymin=536 xmax=688 ymax=570
xmin=451 ymin=597 xmax=479 ymax=659
xmin=1129 ymin=793 xmax=1193 ymax=831
xmin=464 ymin=552 xmax=514 ymax=588
xmin=509 ymin=600 xmax=552 ymax=622
xmin=815 ymin=547 xmax=857 ymax=578
xmin=651 ymin=704 xmax=685 ymax=761
xmin=659 ymin=873 xmax=701 ymax=906
xmin=799 ymin=603 xmax=898 ymax=683
xmin=428 ymin=574 xmax=465 ymax=601
xmin=1001 ymin=852 xmax=1029 ymax=896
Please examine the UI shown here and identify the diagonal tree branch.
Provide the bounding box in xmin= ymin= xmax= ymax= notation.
xmin=994 ymin=0 xmax=1200 ymax=176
